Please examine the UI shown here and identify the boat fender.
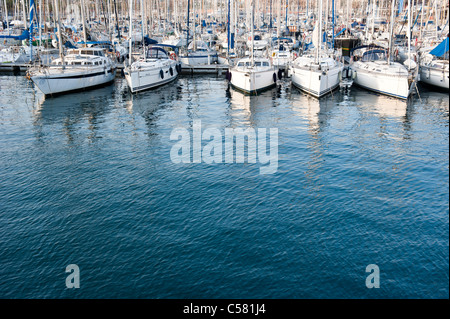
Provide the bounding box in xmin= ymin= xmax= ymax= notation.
xmin=273 ymin=73 xmax=277 ymax=83
xmin=169 ymin=67 xmax=173 ymax=76
xmin=352 ymin=70 xmax=357 ymax=79
xmin=338 ymin=71 xmax=342 ymax=81
xmin=228 ymin=71 xmax=232 ymax=81
xmin=160 ymin=69 xmax=164 ymax=79
xmin=277 ymin=69 xmax=283 ymax=80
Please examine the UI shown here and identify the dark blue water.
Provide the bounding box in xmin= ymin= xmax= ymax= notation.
xmin=0 ymin=75 xmax=448 ymax=298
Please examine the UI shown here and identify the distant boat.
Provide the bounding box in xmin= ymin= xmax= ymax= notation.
xmin=179 ymin=40 xmax=219 ymax=66
xmin=29 ymin=48 xmax=116 ymax=96
xmin=0 ymin=46 xmax=32 ymax=63
xmin=270 ymin=38 xmax=296 ymax=70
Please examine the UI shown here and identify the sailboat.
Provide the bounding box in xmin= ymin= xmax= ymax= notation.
xmin=124 ymin=45 xmax=180 ymax=93
xmin=349 ymin=0 xmax=418 ymax=99
xmin=419 ymin=37 xmax=449 ymax=91
xmin=178 ymin=0 xmax=219 ymax=67
xmin=290 ymin=0 xmax=343 ymax=98
xmin=228 ymin=0 xmax=277 ymax=94
xmin=28 ymin=0 xmax=116 ymax=96
xmin=124 ymin=0 xmax=180 ymax=93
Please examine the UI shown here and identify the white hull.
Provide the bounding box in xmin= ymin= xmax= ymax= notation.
xmin=291 ymin=64 xmax=343 ymax=98
xmin=419 ymin=64 xmax=449 ymax=90
xmin=230 ymin=68 xmax=277 ymax=94
xmin=125 ymin=61 xmax=179 ymax=93
xmin=31 ymin=66 xmax=116 ymax=95
xmin=351 ymin=62 xmax=412 ymax=99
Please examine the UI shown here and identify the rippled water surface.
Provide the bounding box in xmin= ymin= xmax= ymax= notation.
xmin=0 ymin=74 xmax=448 ymax=298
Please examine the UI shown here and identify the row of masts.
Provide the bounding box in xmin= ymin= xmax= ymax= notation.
xmin=2 ymin=0 xmax=448 ymax=36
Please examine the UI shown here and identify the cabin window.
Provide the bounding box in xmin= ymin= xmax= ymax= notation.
xmin=263 ymin=62 xmax=269 ymax=66
xmin=238 ymin=62 xmax=244 ymax=67
xmin=74 ymin=62 xmax=82 ymax=65
xmin=255 ymin=62 xmax=262 ymax=66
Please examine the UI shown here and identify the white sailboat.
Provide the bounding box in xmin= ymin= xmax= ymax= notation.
xmin=350 ymin=46 xmax=415 ymax=99
xmin=228 ymin=0 xmax=277 ymax=94
xmin=124 ymin=0 xmax=180 ymax=93
xmin=179 ymin=40 xmax=219 ymax=66
xmin=350 ymin=0 xmax=418 ymax=99
xmin=419 ymin=37 xmax=449 ymax=90
xmin=124 ymin=46 xmax=180 ymax=93
xmin=178 ymin=0 xmax=218 ymax=67
xmin=29 ymin=47 xmax=116 ymax=96
xmin=419 ymin=53 xmax=449 ymax=90
xmin=271 ymin=38 xmax=296 ymax=70
xmin=290 ymin=0 xmax=343 ymax=98
xmin=28 ymin=1 xmax=116 ymax=96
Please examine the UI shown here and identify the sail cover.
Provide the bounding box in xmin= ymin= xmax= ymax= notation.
xmin=429 ymin=36 xmax=449 ymax=57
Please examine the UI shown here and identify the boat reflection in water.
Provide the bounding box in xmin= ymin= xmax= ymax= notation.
xmin=124 ymin=80 xmax=183 ymax=137
xmin=354 ymin=89 xmax=408 ymax=119
xmin=227 ymin=84 xmax=283 ymax=128
xmin=32 ymin=84 xmax=116 ymax=144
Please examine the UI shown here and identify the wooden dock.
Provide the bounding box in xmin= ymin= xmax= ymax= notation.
xmin=180 ymin=63 xmax=229 ymax=76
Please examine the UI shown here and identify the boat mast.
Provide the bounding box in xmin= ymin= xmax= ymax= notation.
xmin=53 ymin=0 xmax=64 ymax=66
xmin=128 ymin=0 xmax=132 ymax=66
xmin=227 ymin=0 xmax=230 ymax=59
xmin=407 ymin=0 xmax=411 ymax=69
xmin=4 ymin=0 xmax=9 ymax=35
xmin=251 ymin=0 xmax=254 ymax=66
xmin=332 ymin=0 xmax=335 ymax=49
xmin=80 ymin=0 xmax=87 ymax=47
xmin=141 ymin=0 xmax=145 ymax=58
xmin=388 ymin=0 xmax=396 ymax=65
xmin=434 ymin=0 xmax=438 ymax=40
xmin=316 ymin=0 xmax=322 ymax=64
xmin=113 ymin=0 xmax=120 ymax=40
xmin=285 ymin=0 xmax=288 ymax=32
xmin=193 ymin=0 xmax=197 ymax=51
xmin=21 ymin=0 xmax=27 ymax=29
xmin=277 ymin=0 xmax=281 ymax=38
xmin=29 ymin=0 xmax=34 ymax=61
xmin=345 ymin=0 xmax=349 ymax=37
xmin=39 ymin=0 xmax=42 ymax=47
xmin=186 ymin=0 xmax=190 ymax=51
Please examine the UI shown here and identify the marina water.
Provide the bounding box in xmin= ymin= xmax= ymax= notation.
xmin=0 ymin=74 xmax=448 ymax=298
